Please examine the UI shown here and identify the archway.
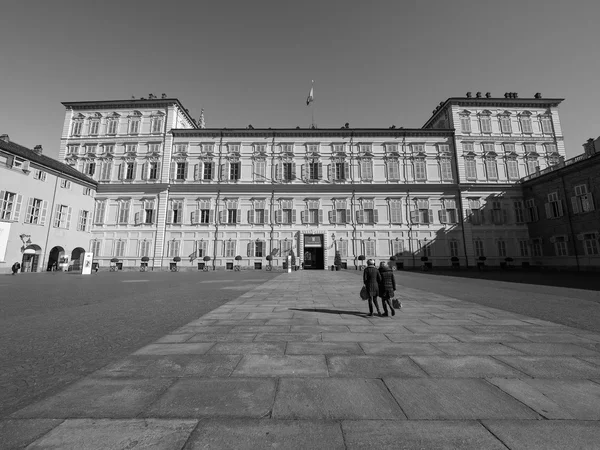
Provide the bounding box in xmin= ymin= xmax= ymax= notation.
xmin=71 ymin=247 xmax=85 ymax=271
xmin=47 ymin=246 xmax=65 ymax=271
xmin=22 ymin=244 xmax=42 ymax=273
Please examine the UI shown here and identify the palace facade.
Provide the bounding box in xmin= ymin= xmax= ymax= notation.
xmin=55 ymin=93 xmax=569 ymax=270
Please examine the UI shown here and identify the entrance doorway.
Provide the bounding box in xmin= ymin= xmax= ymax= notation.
xmin=71 ymin=247 xmax=85 ymax=271
xmin=303 ymin=234 xmax=324 ymax=270
xmin=47 ymin=246 xmax=65 ymax=271
xmin=22 ymin=244 xmax=42 ymax=272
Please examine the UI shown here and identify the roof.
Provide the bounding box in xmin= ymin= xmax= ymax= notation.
xmin=422 ymin=96 xmax=565 ymax=129
xmin=0 ymin=139 xmax=97 ymax=186
xmin=61 ymin=98 xmax=197 ymax=128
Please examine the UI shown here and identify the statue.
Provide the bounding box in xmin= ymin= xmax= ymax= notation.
xmin=198 ymin=109 xmax=205 ymax=129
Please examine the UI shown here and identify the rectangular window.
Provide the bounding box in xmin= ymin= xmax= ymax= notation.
xmin=124 ymin=162 xmax=135 ymax=180
xmin=176 ymin=162 xmax=186 ymax=180
xmin=485 ymin=158 xmax=498 ymax=180
xmin=202 ymin=162 xmax=213 ymax=180
xmin=167 ymin=240 xmax=180 ymax=258
xmin=25 ymin=198 xmax=43 ymax=224
xmin=224 ymin=240 xmax=236 ymax=258
xmin=115 ymin=240 xmax=126 ymax=257
xmin=170 ymin=201 xmax=183 ymax=224
xmin=139 ymin=240 xmax=151 ymax=257
xmin=499 ymin=116 xmax=512 ymax=133
xmin=125 ymin=143 xmax=137 ymax=154
xmin=554 ymin=237 xmax=568 ymax=256
xmin=91 ymin=240 xmax=102 ymax=257
xmin=584 ymin=234 xmax=599 ymax=256
xmin=338 ymin=240 xmax=348 ymax=257
xmin=546 ymin=192 xmax=563 ymax=219
xmin=148 ymin=143 xmax=160 ymax=154
xmin=174 ymin=144 xmax=187 ymax=154
xmin=53 ymin=204 xmax=71 ymax=229
xmin=520 ymin=117 xmax=533 ymax=133
xmin=118 ymin=200 xmax=130 ymax=224
xmin=71 ymin=121 xmax=82 ymax=136
xmin=93 ymin=200 xmax=106 ymax=224
xmin=60 ymin=179 xmax=71 ymax=189
xmin=89 ymin=120 xmax=99 ymax=135
xmin=335 ymin=162 xmax=347 ymax=180
xmin=540 ymin=117 xmax=552 ymax=134
xmin=129 ymin=119 xmax=140 ymax=135
xmin=460 ymin=116 xmax=471 ymax=133
xmin=103 ymin=144 xmax=115 ymax=155
xmin=440 ymin=158 xmax=452 ymax=181
xmin=283 ymin=162 xmax=294 ymax=181
xmin=0 ymin=191 xmax=18 ymax=221
xmin=254 ymin=241 xmax=265 ymax=258
xmin=364 ymin=240 xmax=376 ymax=257
xmin=474 ymin=240 xmax=485 ymax=257
xmin=308 ymin=162 xmax=320 ymax=180
xmin=151 ymin=117 xmax=163 ymax=134
xmin=361 ymin=160 xmax=373 ymax=181
xmin=464 ymin=158 xmax=477 ymax=180
xmin=230 ymin=162 xmax=240 ymax=180
xmin=491 ymin=201 xmax=505 ymax=225
xmin=440 ymin=199 xmax=457 ymax=224
xmin=144 ymin=207 xmax=154 ymax=224
xmin=77 ymin=210 xmax=89 ymax=231
xmin=227 ymin=209 xmax=237 ymax=224
xmin=389 ymin=200 xmax=402 ymax=224
xmin=255 ymin=160 xmax=267 ymax=181
xmin=387 ymin=159 xmax=400 ymax=180
xmin=254 ymin=209 xmax=265 ymax=224
xmin=359 ymin=144 xmax=372 ymax=154
xmin=519 ymin=240 xmax=529 ymax=257
xmin=33 ymin=169 xmax=46 ymax=181
xmin=199 ymin=209 xmax=211 ymax=224
xmin=532 ymin=239 xmax=542 ymax=257
xmin=525 ymin=199 xmax=539 ymax=222
xmin=506 ymin=159 xmax=519 ymax=180
xmin=513 ymin=200 xmax=525 ymax=223
xmin=480 ymin=116 xmax=492 ymax=133
xmin=449 ymin=240 xmax=459 ymax=257
xmin=85 ymin=162 xmax=96 ymax=177
xmin=391 ymin=239 xmax=403 ymax=256
xmin=527 ymin=159 xmax=539 ymax=174
xmin=107 ymin=119 xmax=118 ymax=135
xmin=148 ymin=162 xmax=158 ymax=180
xmin=414 ymin=159 xmax=427 ymax=181
xmin=572 ymin=184 xmax=595 ymax=214
xmin=497 ymin=240 xmax=507 ymax=257
xmin=469 ymin=199 xmax=483 ymax=225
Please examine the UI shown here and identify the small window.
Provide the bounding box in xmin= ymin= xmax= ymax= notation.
xmin=60 ymin=179 xmax=71 ymax=189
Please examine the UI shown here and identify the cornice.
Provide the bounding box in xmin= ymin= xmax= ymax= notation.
xmin=96 ymin=183 xmax=168 ymax=194
xmin=170 ymin=128 xmax=455 ymax=139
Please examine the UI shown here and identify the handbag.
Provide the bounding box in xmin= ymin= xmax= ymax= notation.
xmin=392 ymin=298 xmax=401 ymax=309
xmin=360 ymin=286 xmax=369 ymax=301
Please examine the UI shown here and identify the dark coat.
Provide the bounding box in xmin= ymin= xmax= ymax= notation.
xmin=363 ymin=266 xmax=382 ymax=297
xmin=378 ymin=266 xmax=396 ymax=299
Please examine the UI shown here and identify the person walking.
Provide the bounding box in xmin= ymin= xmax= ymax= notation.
xmin=363 ymin=259 xmax=382 ymax=317
xmin=378 ymin=261 xmax=396 ymax=316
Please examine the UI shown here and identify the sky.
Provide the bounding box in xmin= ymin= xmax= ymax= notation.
xmin=1 ymin=0 xmax=599 ymax=160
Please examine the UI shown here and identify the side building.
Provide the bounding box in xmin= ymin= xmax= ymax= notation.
xmin=58 ymin=92 xmax=567 ymax=270
xmin=0 ymin=135 xmax=97 ymax=273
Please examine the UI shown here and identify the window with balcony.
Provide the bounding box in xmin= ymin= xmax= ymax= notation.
xmin=572 ymin=184 xmax=595 ymax=214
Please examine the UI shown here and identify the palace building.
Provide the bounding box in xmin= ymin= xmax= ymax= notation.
xmin=7 ymin=91 xmax=566 ymax=272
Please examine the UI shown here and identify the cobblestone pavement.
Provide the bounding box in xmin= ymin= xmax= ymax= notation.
xmin=0 ymin=271 xmax=279 ymax=418
xmin=2 ymin=270 xmax=600 ymax=449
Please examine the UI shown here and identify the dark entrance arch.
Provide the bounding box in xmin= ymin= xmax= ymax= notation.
xmin=71 ymin=247 xmax=85 ymax=271
xmin=47 ymin=246 xmax=65 ymax=271
xmin=22 ymin=244 xmax=42 ymax=273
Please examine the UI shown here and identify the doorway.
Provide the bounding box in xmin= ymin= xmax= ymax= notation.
xmin=47 ymin=246 xmax=64 ymax=271
xmin=71 ymin=247 xmax=85 ymax=271
xmin=22 ymin=244 xmax=42 ymax=272
xmin=303 ymin=234 xmax=324 ymax=270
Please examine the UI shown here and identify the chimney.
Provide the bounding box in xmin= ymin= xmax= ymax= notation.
xmin=0 ymin=134 xmax=9 ymax=143
xmin=33 ymin=145 xmax=43 ymax=155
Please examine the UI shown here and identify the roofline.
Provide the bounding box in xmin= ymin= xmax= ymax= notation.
xmin=170 ymin=127 xmax=455 ymax=138
xmin=422 ymin=97 xmax=565 ymax=129
xmin=61 ymin=98 xmax=197 ymax=127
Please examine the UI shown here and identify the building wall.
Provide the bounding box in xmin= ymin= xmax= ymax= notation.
xmin=0 ymin=149 xmax=96 ymax=273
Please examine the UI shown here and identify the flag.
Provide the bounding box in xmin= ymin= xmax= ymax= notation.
xmin=306 ymin=81 xmax=314 ymax=105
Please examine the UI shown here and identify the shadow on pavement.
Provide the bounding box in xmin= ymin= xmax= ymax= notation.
xmin=399 ymin=268 xmax=600 ymax=291
xmin=289 ymin=308 xmax=367 ymax=317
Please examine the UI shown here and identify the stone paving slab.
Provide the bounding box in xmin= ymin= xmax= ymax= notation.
xmin=432 ymin=343 xmax=526 ymax=355
xmin=185 ymin=419 xmax=345 ymax=449
xmin=360 ymin=342 xmax=445 ymax=356
xmin=327 ymin=356 xmax=428 ymax=378
xmin=411 ymin=355 xmax=528 ymax=377
xmin=133 ymin=342 xmax=215 ymax=355
xmin=206 ymin=342 xmax=286 ymax=355
xmin=286 ymin=342 xmax=365 ymax=355
xmin=495 ymin=356 xmax=600 ymax=378
xmin=384 ymin=378 xmax=540 ymax=420
xmin=0 ymin=419 xmax=64 ymax=450
xmin=23 ymin=419 xmax=198 ymax=450
xmin=503 ymin=342 xmax=600 ymax=356
xmin=232 ymin=355 xmax=329 ymax=377
xmin=342 ymin=420 xmax=507 ymax=450
xmin=482 ymin=420 xmax=600 ymax=450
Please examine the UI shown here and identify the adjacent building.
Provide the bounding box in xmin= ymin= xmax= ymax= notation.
xmin=0 ymin=135 xmax=96 ymax=274
xmin=56 ymin=92 xmax=575 ymax=271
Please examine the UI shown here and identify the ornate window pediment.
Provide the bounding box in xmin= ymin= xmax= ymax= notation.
xmin=73 ymin=113 xmax=86 ymax=119
xmin=108 ymin=112 xmax=121 ymax=118
xmin=459 ymin=109 xmax=471 ymax=116
xmin=479 ymin=110 xmax=492 ymax=116
xmin=129 ymin=110 xmax=143 ymax=117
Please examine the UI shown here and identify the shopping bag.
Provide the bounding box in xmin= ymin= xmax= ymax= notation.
xmin=392 ymin=298 xmax=401 ymax=309
xmin=360 ymin=286 xmax=369 ymax=301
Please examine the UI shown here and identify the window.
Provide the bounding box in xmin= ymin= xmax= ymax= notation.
xmin=359 ymin=144 xmax=372 ymax=154
xmin=506 ymin=158 xmax=519 ymax=180
xmin=124 ymin=162 xmax=135 ymax=181
xmin=253 ymin=208 xmax=265 ymax=224
xmin=485 ymin=157 xmax=498 ymax=180
xmin=491 ymin=200 xmax=506 ymax=225
xmin=230 ymin=162 xmax=240 ymax=180
xmin=411 ymin=199 xmax=433 ymax=224
xmin=391 ymin=239 xmax=403 ymax=256
xmin=93 ymin=200 xmax=106 ymax=224
xmin=173 ymin=144 xmax=187 ymax=154
xmin=107 ymin=118 xmax=118 ymax=135
xmin=497 ymin=240 xmax=507 ymax=257
xmin=540 ymin=116 xmax=552 ymax=134
xmin=572 ymin=184 xmax=595 ymax=214
xmin=249 ymin=200 xmax=267 ymax=224
xmin=499 ymin=115 xmax=512 ymax=133
xmin=223 ymin=207 xmax=240 ymax=224
xmin=224 ymin=240 xmax=236 ymax=258
xmin=125 ymin=143 xmax=137 ymax=154
xmin=117 ymin=200 xmax=130 ymax=224
xmin=338 ymin=240 xmax=349 ymax=257
xmin=77 ymin=210 xmax=90 ymax=231
xmin=169 ymin=200 xmax=184 ymax=224
xmin=357 ymin=200 xmax=377 ymax=224
xmin=545 ymin=192 xmax=563 ymax=219
xmin=254 ymin=159 xmax=267 ymax=181
xmin=176 ymin=162 xmax=187 ymax=180
xmin=151 ymin=115 xmax=163 ymax=134
xmin=128 ymin=118 xmax=140 ymax=135
xmin=103 ymin=144 xmax=115 ymax=154
xmin=303 ymin=200 xmax=321 ymax=224
xmin=334 ymin=161 xmax=349 ymax=181
xmin=281 ymin=144 xmax=293 ymax=154
xmin=191 ymin=200 xmax=212 ymax=225
xmin=474 ymin=239 xmax=485 ymax=257
xmin=449 ymin=240 xmax=459 ymax=258
xmin=513 ymin=200 xmax=525 ymax=223
xmin=89 ymin=120 xmax=100 ymax=136
xmin=525 ymin=199 xmax=539 ymax=222
xmin=228 ymin=144 xmax=241 ymax=154
xmin=527 ymin=158 xmax=539 ymax=174
xmin=194 ymin=240 xmax=208 ymax=259
xmin=421 ymin=242 xmax=431 ymax=258
xmin=282 ymin=162 xmax=294 ymax=181
xmin=60 ymin=179 xmax=71 ymax=189
xmin=440 ymin=158 xmax=452 ymax=181
xmin=91 ymin=240 xmax=102 ymax=257
xmin=554 ymin=236 xmax=568 ymax=256
xmin=139 ymin=240 xmax=152 ymax=257
xmin=364 ymin=240 xmax=376 ymax=257
xmin=519 ymin=240 xmax=529 ymax=257
xmin=202 ymin=162 xmax=213 ymax=180
xmin=25 ymin=198 xmax=45 ymax=224
xmin=414 ymin=158 xmax=426 ymax=181
xmin=85 ymin=162 xmax=96 ymax=177
xmin=480 ymin=115 xmax=492 ymax=133
xmin=100 ymin=161 xmax=112 ymax=181
xmin=254 ymin=241 xmax=265 ymax=257
xmin=308 ymin=161 xmax=321 ymax=181
xmin=143 ymin=200 xmax=155 ymax=224
xmin=468 ymin=199 xmax=483 ymax=225
xmin=545 ymin=143 xmax=558 ymax=155
xmin=583 ymin=234 xmax=599 ymax=256
xmin=115 ymin=240 xmax=126 ymax=257
xmin=148 ymin=162 xmax=159 ymax=180
xmin=387 ymin=159 xmax=400 ymax=181
xmin=280 ymin=239 xmax=292 ymax=256
xmin=520 ymin=116 xmax=533 ymax=133
xmin=148 ymin=143 xmax=160 ymax=154
xmin=360 ymin=159 xmax=373 ymax=181
xmin=439 ymin=199 xmax=457 ymax=224
xmin=67 ymin=145 xmax=79 ymax=155
xmin=33 ymin=170 xmax=46 ymax=181
xmin=167 ymin=240 xmax=180 ymax=258
xmin=277 ymin=200 xmax=295 ymax=224
xmin=464 ymin=157 xmax=477 ymax=180
xmin=71 ymin=119 xmax=83 ymax=136
xmin=531 ymin=238 xmax=542 ymax=257
xmin=460 ymin=115 xmax=471 ymax=133
xmin=53 ymin=204 xmax=71 ymax=229
xmin=389 ymin=199 xmax=402 ymax=224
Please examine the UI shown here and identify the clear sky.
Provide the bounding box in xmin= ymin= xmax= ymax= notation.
xmin=1 ymin=0 xmax=599 ymax=159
